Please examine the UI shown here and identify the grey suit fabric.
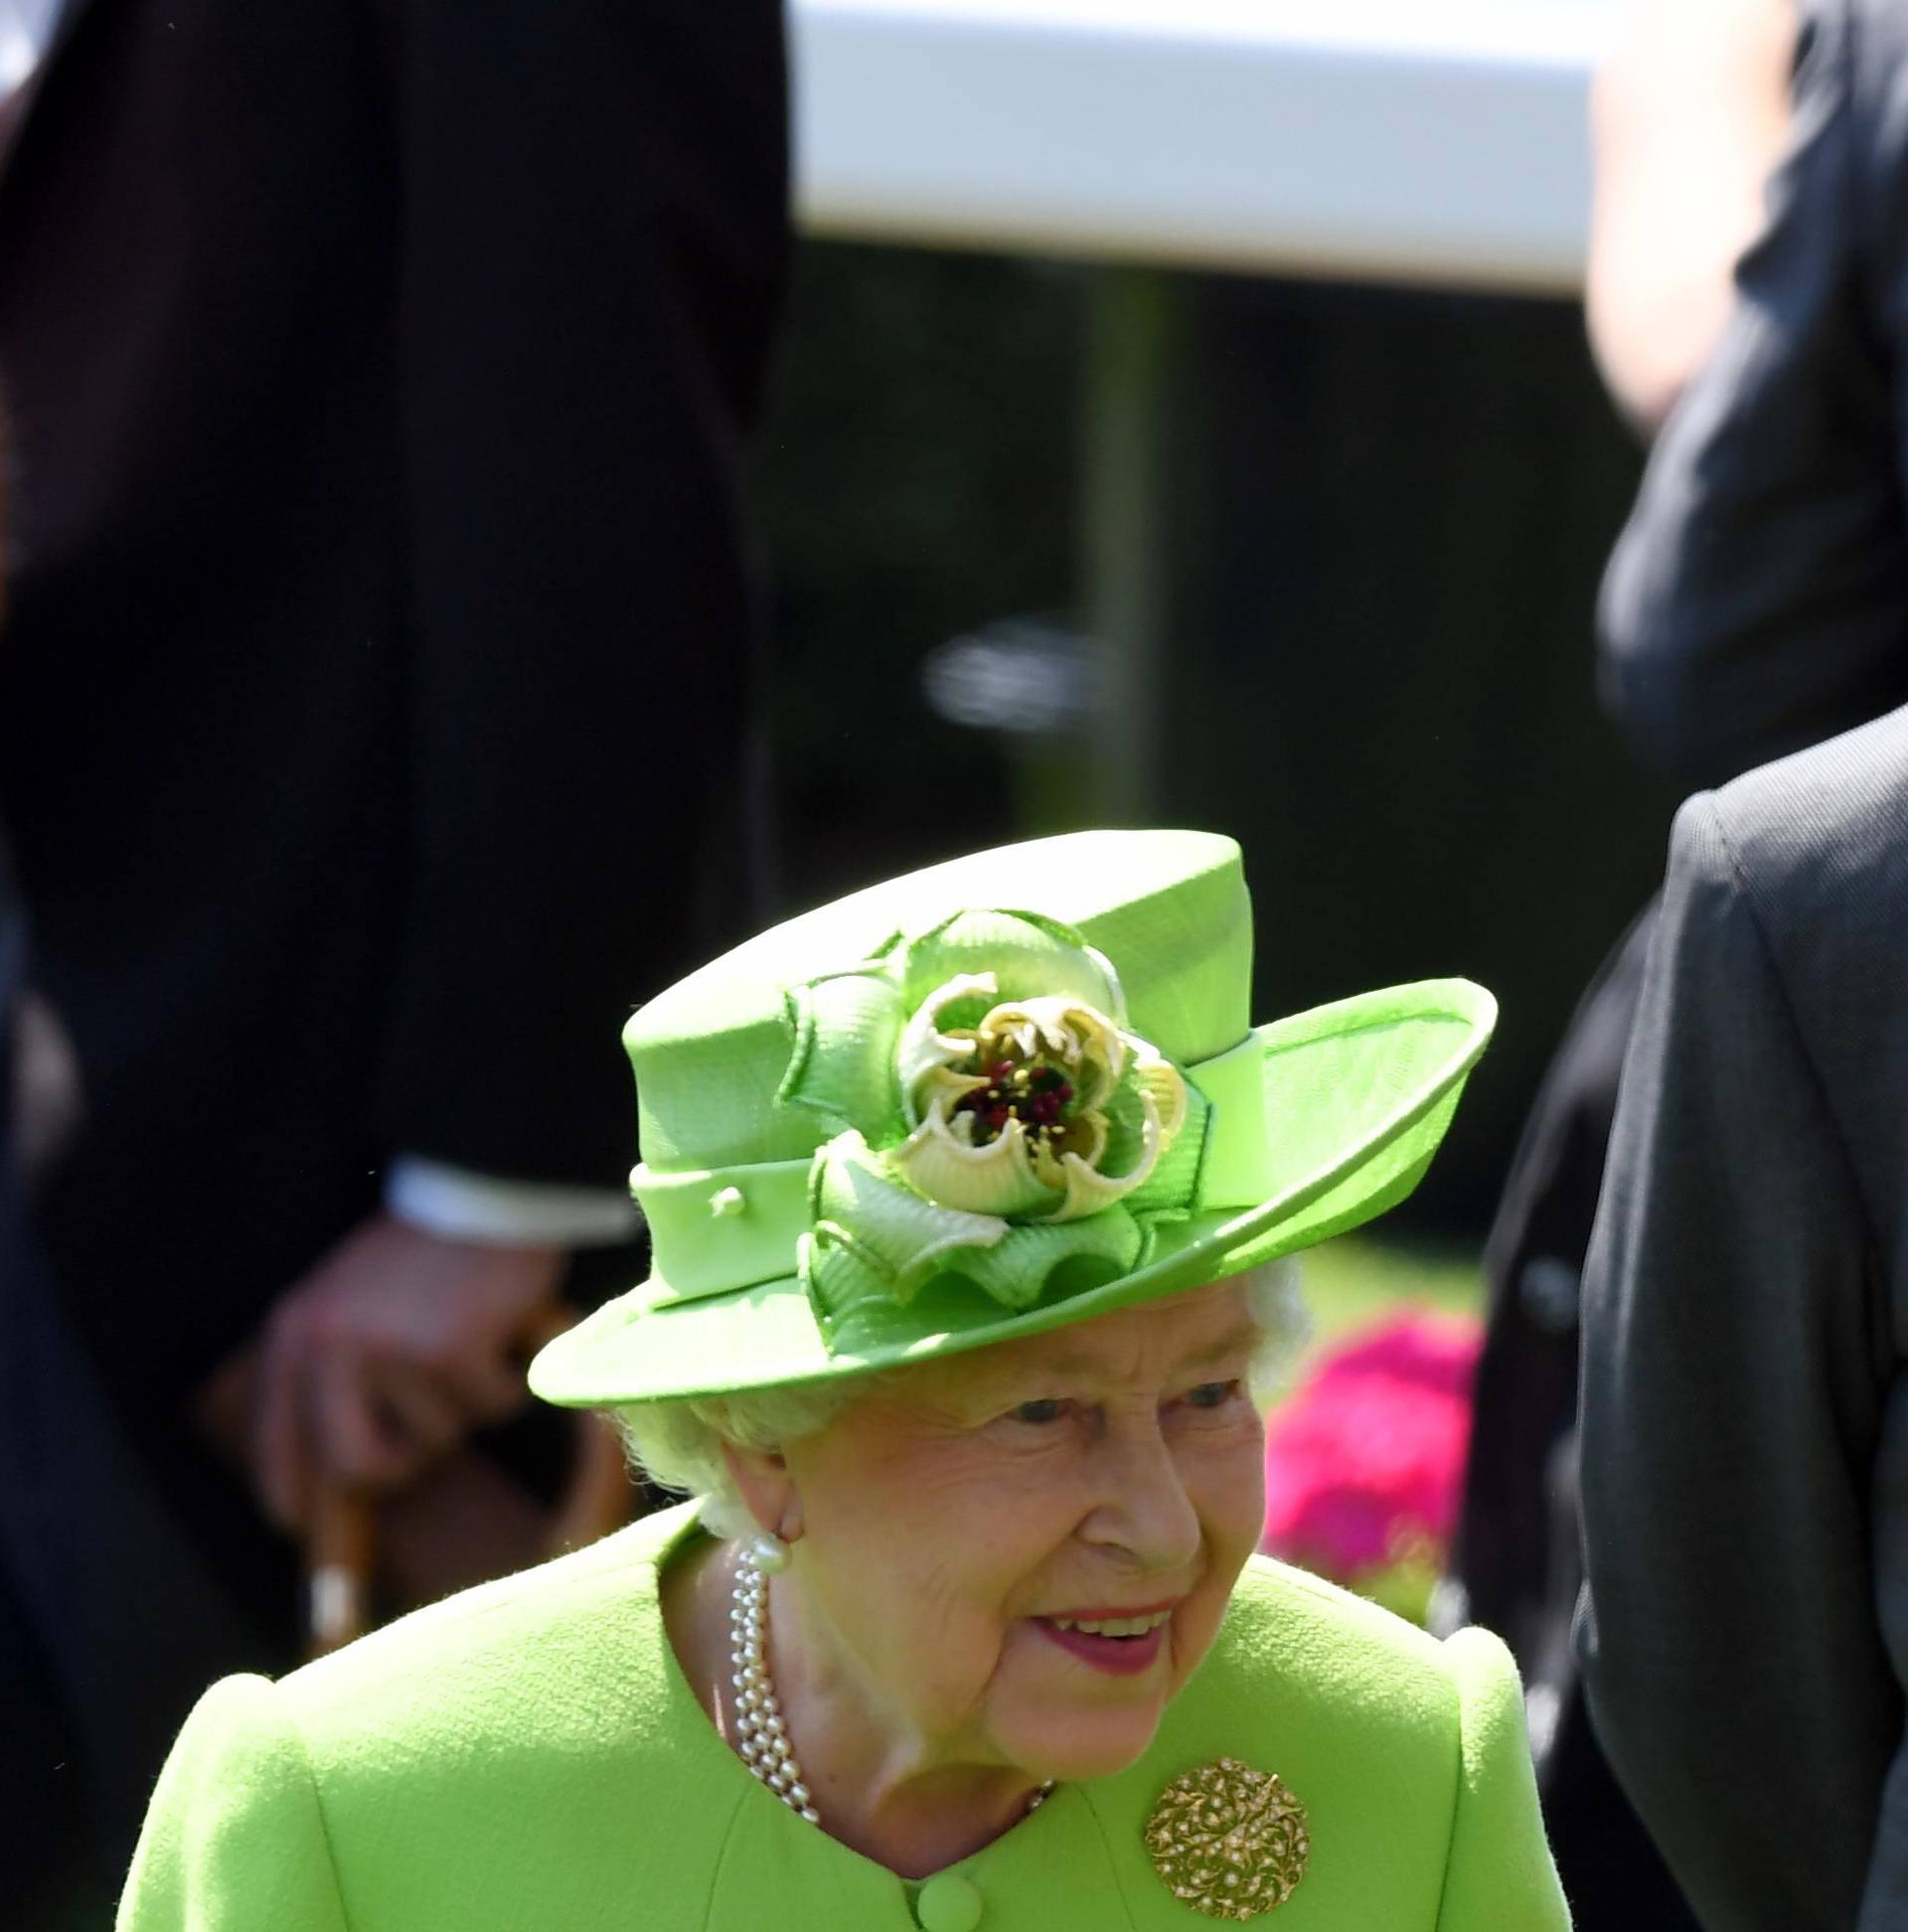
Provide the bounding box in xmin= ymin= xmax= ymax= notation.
xmin=1579 ymin=706 xmax=1908 ymax=1928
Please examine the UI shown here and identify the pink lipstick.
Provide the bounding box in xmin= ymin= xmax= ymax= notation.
xmin=1031 ymin=1604 xmax=1176 ymax=1677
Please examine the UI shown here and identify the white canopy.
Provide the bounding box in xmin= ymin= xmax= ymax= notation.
xmin=792 ymin=0 xmax=1612 ymax=292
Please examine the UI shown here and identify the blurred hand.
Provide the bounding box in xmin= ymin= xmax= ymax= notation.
xmin=1587 ymin=0 xmax=1797 ymax=432
xmin=247 ymin=1212 xmax=564 ymax=1531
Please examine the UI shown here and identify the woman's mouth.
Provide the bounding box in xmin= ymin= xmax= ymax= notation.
xmin=1032 ymin=1607 xmax=1173 ymax=1677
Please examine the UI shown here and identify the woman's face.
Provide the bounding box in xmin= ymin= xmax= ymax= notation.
xmin=768 ymin=1280 xmax=1266 ymax=1785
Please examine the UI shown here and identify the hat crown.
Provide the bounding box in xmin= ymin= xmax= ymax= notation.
xmin=627 ymin=830 xmax=1251 ymax=1175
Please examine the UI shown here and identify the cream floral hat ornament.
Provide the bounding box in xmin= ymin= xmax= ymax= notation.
xmin=532 ymin=831 xmax=1496 ymax=1406
xmin=789 ymin=911 xmax=1197 ymax=1337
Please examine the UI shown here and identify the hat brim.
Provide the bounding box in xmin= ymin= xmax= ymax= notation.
xmin=530 ymin=978 xmax=1495 ymax=1407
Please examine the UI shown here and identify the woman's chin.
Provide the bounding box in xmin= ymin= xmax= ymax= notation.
xmin=981 ymin=1621 xmax=1189 ymax=1779
xmin=988 ymin=1680 xmax=1170 ymax=1785
xmin=1002 ymin=1706 xmax=1165 ymax=1786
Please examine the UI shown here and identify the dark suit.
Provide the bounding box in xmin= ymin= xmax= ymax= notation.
xmin=1453 ymin=0 xmax=1908 ymax=1918
xmin=1580 ymin=707 xmax=1908 ymax=1929
xmin=0 ymin=0 xmax=788 ymax=1883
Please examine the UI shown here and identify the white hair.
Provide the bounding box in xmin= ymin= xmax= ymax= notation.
xmin=614 ymin=1259 xmax=1307 ymax=1539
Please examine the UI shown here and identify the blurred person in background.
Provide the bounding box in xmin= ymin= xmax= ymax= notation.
xmin=1447 ymin=0 xmax=1908 ymax=1920
xmin=0 ymin=0 xmax=788 ymax=1904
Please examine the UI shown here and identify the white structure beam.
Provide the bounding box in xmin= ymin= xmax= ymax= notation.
xmin=792 ymin=0 xmax=1611 ymax=293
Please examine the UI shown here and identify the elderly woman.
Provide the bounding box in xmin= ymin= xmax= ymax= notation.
xmin=120 ymin=831 xmax=1568 ymax=1929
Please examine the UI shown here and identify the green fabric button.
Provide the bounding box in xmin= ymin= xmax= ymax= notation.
xmin=915 ymin=1871 xmax=983 ymax=1932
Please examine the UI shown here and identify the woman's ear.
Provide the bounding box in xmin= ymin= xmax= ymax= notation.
xmin=722 ymin=1439 xmax=802 ymax=1544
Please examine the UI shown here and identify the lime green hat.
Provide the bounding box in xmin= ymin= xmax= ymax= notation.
xmin=530 ymin=830 xmax=1495 ymax=1407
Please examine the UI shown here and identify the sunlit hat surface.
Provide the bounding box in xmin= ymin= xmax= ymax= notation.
xmin=532 ymin=830 xmax=1495 ymax=1406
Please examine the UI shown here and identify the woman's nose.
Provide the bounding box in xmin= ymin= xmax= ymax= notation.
xmin=1078 ymin=1421 xmax=1201 ymax=1574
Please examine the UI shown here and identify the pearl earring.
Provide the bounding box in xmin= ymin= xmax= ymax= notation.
xmin=747 ymin=1529 xmax=791 ymax=1574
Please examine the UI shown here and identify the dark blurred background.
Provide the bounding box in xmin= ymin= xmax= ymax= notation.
xmin=760 ymin=243 xmax=1679 ymax=1233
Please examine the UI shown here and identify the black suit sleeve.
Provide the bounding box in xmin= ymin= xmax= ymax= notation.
xmin=1578 ymin=793 xmax=1898 ymax=1928
xmin=371 ymin=0 xmax=789 ymax=1186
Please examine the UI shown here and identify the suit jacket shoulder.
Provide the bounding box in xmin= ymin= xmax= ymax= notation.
xmin=1707 ymin=703 xmax=1908 ymax=916
xmin=1692 ymin=707 xmax=1908 ymax=1256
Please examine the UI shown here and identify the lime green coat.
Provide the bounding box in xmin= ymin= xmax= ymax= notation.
xmin=119 ymin=1505 xmax=1568 ymax=1929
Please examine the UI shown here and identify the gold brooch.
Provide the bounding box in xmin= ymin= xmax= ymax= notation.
xmin=1144 ymin=1757 xmax=1310 ymax=1920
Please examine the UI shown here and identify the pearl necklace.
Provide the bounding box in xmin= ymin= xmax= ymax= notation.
xmin=730 ymin=1546 xmax=821 ymax=1823
xmin=727 ymin=1547 xmax=1055 ymax=1830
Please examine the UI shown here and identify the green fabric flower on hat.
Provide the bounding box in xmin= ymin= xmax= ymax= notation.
xmin=777 ymin=909 xmax=1199 ymax=1345
xmin=892 ymin=979 xmax=1188 ymax=1220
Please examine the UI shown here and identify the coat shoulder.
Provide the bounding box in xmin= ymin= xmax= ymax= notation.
xmin=273 ymin=1504 xmax=696 ymax=1774
xmin=125 ymin=1507 xmax=754 ymax=1929
xmin=1703 ymin=707 xmax=1908 ymax=909
xmin=1091 ymin=1558 xmax=1555 ymax=1927
xmin=1199 ymin=1552 xmax=1498 ymax=1749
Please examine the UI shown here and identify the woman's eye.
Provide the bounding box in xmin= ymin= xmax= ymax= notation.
xmin=1183 ymin=1379 xmax=1241 ymax=1411
xmin=1009 ymin=1396 xmax=1069 ymax=1425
